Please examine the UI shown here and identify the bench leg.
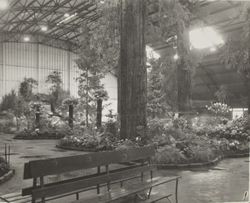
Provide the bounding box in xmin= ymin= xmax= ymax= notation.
xmin=175 ymin=178 xmax=179 ymax=203
xmin=147 ymin=187 xmax=153 ymax=199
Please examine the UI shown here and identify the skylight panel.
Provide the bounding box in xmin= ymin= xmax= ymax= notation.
xmin=189 ymin=27 xmax=224 ymax=49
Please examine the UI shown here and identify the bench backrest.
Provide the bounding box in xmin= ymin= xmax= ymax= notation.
xmin=22 ymin=146 xmax=155 ymax=201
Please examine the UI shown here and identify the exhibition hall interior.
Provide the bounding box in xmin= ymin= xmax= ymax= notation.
xmin=0 ymin=0 xmax=249 ymax=203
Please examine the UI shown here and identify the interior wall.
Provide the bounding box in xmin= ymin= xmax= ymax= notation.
xmin=0 ymin=42 xmax=117 ymax=114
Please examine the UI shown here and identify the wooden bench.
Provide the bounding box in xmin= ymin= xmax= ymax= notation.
xmin=3 ymin=146 xmax=180 ymax=203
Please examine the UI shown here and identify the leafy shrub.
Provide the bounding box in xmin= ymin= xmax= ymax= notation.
xmin=148 ymin=118 xmax=169 ymax=137
xmin=173 ymin=117 xmax=189 ymax=130
xmin=206 ymin=102 xmax=231 ymax=117
xmin=0 ymin=157 xmax=9 ymax=177
xmin=0 ymin=90 xmax=17 ymax=111
xmin=154 ymin=146 xmax=188 ymax=164
xmin=154 ymin=134 xmax=221 ymax=165
xmin=104 ymin=119 xmax=119 ymax=137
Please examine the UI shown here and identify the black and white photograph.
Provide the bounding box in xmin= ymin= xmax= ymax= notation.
xmin=0 ymin=0 xmax=249 ymax=202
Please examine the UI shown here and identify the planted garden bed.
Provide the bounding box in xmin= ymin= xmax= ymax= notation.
xmin=0 ymin=157 xmax=14 ymax=184
xmin=57 ymin=116 xmax=249 ymax=168
xmin=14 ymin=128 xmax=70 ymax=140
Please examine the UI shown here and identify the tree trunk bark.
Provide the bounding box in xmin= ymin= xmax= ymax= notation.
xmin=96 ymin=99 xmax=102 ymax=128
xmin=16 ymin=117 xmax=19 ymax=131
xmin=50 ymin=102 xmax=55 ymax=113
xmin=244 ymin=77 xmax=250 ymax=115
xmin=86 ymin=69 xmax=89 ymax=127
xmin=177 ymin=20 xmax=191 ymax=116
xmin=69 ymin=104 xmax=73 ymax=129
xmin=119 ymin=0 xmax=147 ymax=140
xmin=35 ymin=106 xmax=40 ymax=129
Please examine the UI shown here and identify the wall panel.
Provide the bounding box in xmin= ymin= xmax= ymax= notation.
xmin=0 ymin=42 xmax=118 ymax=114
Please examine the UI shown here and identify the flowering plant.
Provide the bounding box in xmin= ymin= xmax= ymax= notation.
xmin=206 ymin=102 xmax=231 ymax=117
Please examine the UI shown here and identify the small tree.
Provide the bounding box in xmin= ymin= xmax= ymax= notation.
xmin=16 ymin=78 xmax=38 ymax=129
xmin=0 ymin=90 xmax=17 ymax=112
xmin=221 ymin=9 xmax=250 ymax=114
xmin=46 ymin=71 xmax=69 ymax=113
xmin=19 ymin=78 xmax=38 ymax=102
xmin=76 ymin=24 xmax=108 ymax=128
xmin=215 ymin=85 xmax=231 ymax=104
xmin=147 ymin=59 xmax=172 ymax=118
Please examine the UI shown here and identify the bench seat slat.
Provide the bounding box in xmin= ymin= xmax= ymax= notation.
xmin=31 ymin=165 xmax=155 ymax=199
xmin=23 ymin=164 xmax=155 ymax=196
xmin=24 ymin=146 xmax=155 ymax=179
xmin=71 ymin=176 xmax=180 ymax=203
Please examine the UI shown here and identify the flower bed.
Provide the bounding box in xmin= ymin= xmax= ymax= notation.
xmin=57 ymin=116 xmax=249 ymax=166
xmin=14 ymin=127 xmax=70 ymax=140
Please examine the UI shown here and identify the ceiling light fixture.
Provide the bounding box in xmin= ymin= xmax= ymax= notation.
xmin=189 ymin=27 xmax=224 ymax=49
xmin=23 ymin=36 xmax=30 ymax=42
xmin=40 ymin=25 xmax=48 ymax=32
xmin=64 ymin=13 xmax=70 ymax=18
xmin=0 ymin=0 xmax=9 ymax=10
xmin=57 ymin=13 xmax=77 ymax=25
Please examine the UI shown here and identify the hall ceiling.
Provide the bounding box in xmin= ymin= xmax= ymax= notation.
xmin=0 ymin=0 xmax=98 ymax=50
xmin=0 ymin=0 xmax=249 ymax=107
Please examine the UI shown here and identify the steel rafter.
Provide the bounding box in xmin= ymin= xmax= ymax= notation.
xmin=1 ymin=0 xmax=38 ymax=31
xmin=11 ymin=0 xmax=70 ymax=33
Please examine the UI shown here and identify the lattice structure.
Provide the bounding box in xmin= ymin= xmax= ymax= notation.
xmin=0 ymin=0 xmax=98 ymax=51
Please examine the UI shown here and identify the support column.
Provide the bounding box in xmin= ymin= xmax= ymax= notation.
xmin=119 ymin=0 xmax=147 ymax=140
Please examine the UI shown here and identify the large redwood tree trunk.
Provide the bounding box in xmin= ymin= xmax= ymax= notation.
xmin=177 ymin=22 xmax=191 ymax=116
xmin=244 ymin=77 xmax=250 ymax=115
xmin=119 ymin=0 xmax=147 ymax=140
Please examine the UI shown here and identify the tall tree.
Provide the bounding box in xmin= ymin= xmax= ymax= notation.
xmin=175 ymin=1 xmax=192 ymax=116
xmin=221 ymin=6 xmax=250 ymax=114
xmin=46 ymin=71 xmax=69 ymax=113
xmin=76 ymin=24 xmax=108 ymax=127
xmin=119 ymin=0 xmax=147 ymax=140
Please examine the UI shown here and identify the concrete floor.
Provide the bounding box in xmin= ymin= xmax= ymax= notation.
xmin=0 ymin=133 xmax=249 ymax=203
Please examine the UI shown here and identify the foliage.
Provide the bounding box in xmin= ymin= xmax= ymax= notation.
xmin=205 ymin=102 xmax=231 ymax=117
xmin=147 ymin=59 xmax=174 ymax=117
xmin=62 ymin=97 xmax=78 ymax=107
xmin=0 ymin=90 xmax=17 ymax=111
xmin=220 ymin=7 xmax=250 ymax=113
xmin=76 ymin=23 xmax=109 ymax=126
xmin=0 ymin=117 xmax=15 ymax=134
xmin=215 ymin=85 xmax=231 ymax=104
xmin=104 ymin=119 xmax=119 ymax=137
xmin=154 ymin=135 xmax=219 ymax=164
xmin=15 ymin=119 xmax=72 ymax=139
xmin=46 ymin=71 xmax=69 ymax=112
xmin=0 ymin=157 xmax=9 ymax=177
xmin=205 ymin=116 xmax=250 ymax=142
xmin=91 ymin=0 xmax=120 ymax=72
xmin=19 ymin=78 xmax=38 ymax=102
xmin=59 ymin=132 xmax=117 ymax=151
